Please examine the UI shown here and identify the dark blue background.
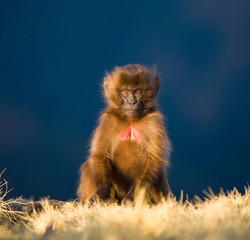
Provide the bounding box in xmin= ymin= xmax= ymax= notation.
xmin=0 ymin=0 xmax=249 ymax=200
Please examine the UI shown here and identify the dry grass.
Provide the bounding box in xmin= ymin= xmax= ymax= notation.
xmin=0 ymin=171 xmax=249 ymax=240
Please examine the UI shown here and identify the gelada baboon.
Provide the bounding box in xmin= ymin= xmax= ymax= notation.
xmin=77 ymin=64 xmax=171 ymax=204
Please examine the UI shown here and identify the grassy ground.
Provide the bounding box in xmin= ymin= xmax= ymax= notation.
xmin=0 ymin=173 xmax=249 ymax=240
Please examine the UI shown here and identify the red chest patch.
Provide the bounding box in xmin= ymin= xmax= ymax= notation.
xmin=119 ymin=124 xmax=141 ymax=141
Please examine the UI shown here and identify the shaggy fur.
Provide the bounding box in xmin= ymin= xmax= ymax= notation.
xmin=77 ymin=64 xmax=171 ymax=204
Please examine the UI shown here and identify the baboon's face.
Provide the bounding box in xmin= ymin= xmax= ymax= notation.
xmin=120 ymin=88 xmax=144 ymax=117
xmin=103 ymin=65 xmax=160 ymax=116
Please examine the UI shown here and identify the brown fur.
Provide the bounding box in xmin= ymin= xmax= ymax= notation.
xmin=77 ymin=64 xmax=171 ymax=204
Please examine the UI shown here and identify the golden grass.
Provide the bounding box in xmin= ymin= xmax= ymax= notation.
xmin=0 ymin=171 xmax=250 ymax=240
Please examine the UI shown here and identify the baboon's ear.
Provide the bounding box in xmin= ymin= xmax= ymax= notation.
xmin=154 ymin=76 xmax=160 ymax=96
xmin=103 ymin=77 xmax=109 ymax=96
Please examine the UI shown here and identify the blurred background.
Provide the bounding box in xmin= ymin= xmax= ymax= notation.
xmin=0 ymin=0 xmax=249 ymax=200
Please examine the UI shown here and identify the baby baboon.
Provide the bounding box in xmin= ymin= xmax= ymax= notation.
xmin=77 ymin=64 xmax=171 ymax=204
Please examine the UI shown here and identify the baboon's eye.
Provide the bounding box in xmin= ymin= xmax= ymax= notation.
xmin=123 ymin=90 xmax=129 ymax=94
xmin=136 ymin=90 xmax=141 ymax=94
